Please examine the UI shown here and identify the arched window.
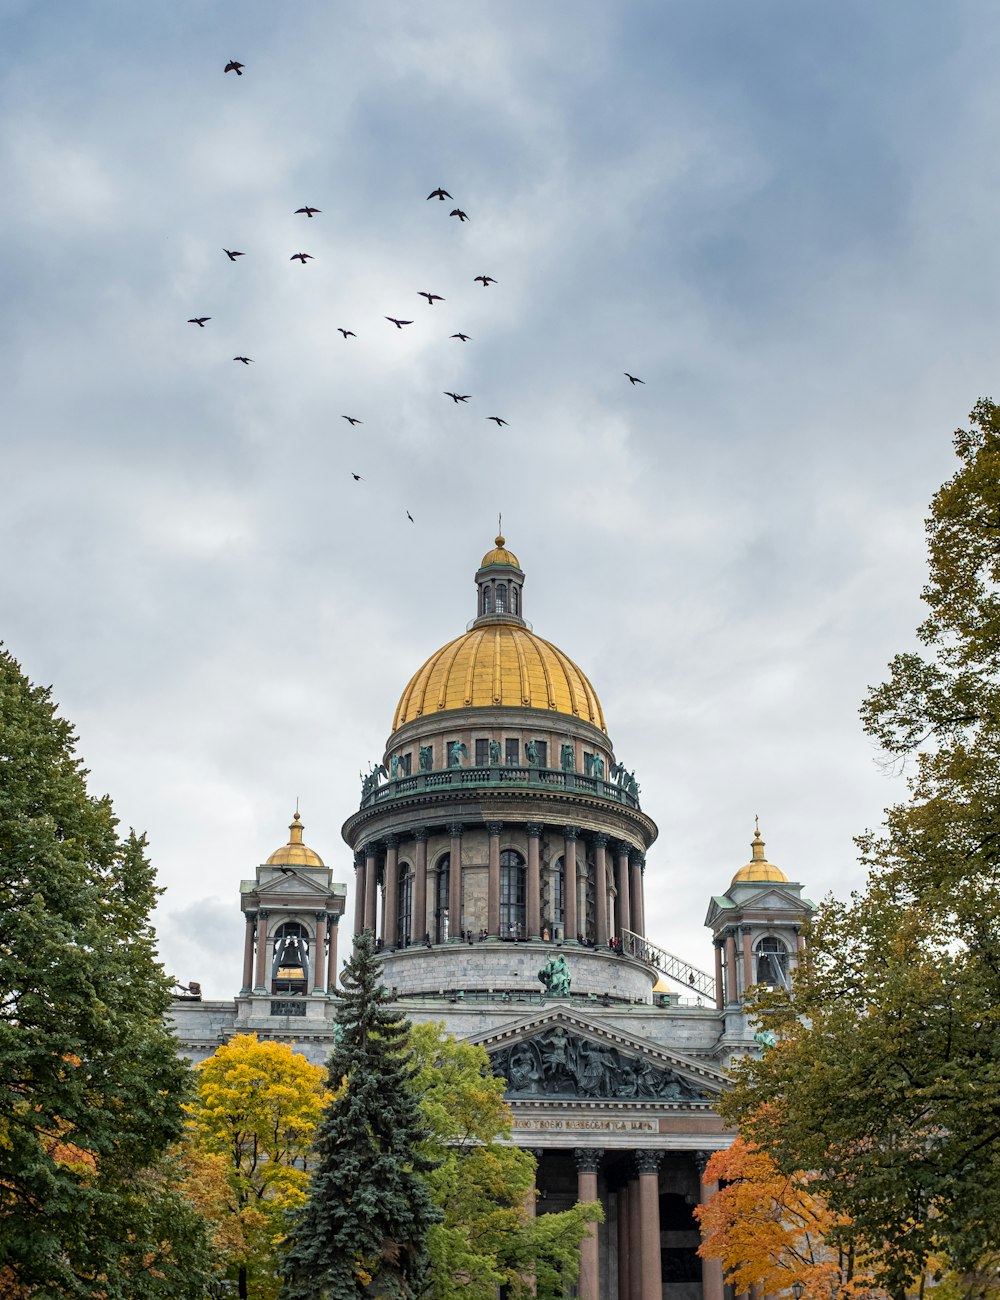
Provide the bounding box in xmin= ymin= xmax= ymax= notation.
xmin=482 ymin=587 xmax=492 ymax=615
xmin=500 ymin=849 xmax=526 ymax=937
xmin=551 ymin=856 xmax=566 ymax=938
xmin=495 ymin=584 xmax=507 ymax=613
xmin=755 ymin=936 xmax=788 ymax=987
xmin=435 ymin=854 xmax=450 ymax=944
xmin=397 ymin=866 xmax=413 ymax=947
xmin=271 ymin=921 xmax=310 ymax=993
xmin=583 ymin=850 xmax=597 ymax=942
xmin=511 ymin=586 xmax=519 ymax=615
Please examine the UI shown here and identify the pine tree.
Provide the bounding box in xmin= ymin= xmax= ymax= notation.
xmin=280 ymin=930 xmax=441 ymax=1300
xmin=0 ymin=646 xmax=209 ymax=1297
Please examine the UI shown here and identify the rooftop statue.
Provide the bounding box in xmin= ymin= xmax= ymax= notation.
xmin=538 ymin=951 xmax=571 ymax=998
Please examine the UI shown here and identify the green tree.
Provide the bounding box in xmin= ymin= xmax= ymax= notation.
xmin=181 ymin=1033 xmax=331 ymax=1299
xmin=722 ymin=400 xmax=1000 ymax=1297
xmin=279 ymin=931 xmax=441 ymax=1300
xmin=0 ymin=646 xmax=209 ymax=1297
xmin=409 ymin=1021 xmax=600 ymax=1300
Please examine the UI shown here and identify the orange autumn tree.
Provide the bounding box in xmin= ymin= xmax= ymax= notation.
xmin=694 ymin=1137 xmax=884 ymax=1300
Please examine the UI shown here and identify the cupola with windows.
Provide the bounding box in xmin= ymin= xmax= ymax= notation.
xmin=473 ymin=533 xmax=526 ymax=626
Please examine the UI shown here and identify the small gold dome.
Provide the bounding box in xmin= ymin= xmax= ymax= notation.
xmin=266 ymin=811 xmax=325 ymax=867
xmin=480 ymin=534 xmax=521 ymax=569
xmin=731 ymin=819 xmax=788 ymax=884
xmin=393 ymin=623 xmax=606 ymax=732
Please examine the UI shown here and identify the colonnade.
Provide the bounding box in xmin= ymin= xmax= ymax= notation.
xmin=240 ymin=908 xmax=341 ymax=994
xmin=713 ymin=925 xmax=807 ymax=1008
xmin=351 ymin=819 xmax=648 ymax=948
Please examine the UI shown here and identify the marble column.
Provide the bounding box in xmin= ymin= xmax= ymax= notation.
xmin=353 ymin=855 xmax=366 ymax=937
xmin=617 ymin=1184 xmax=631 ymax=1300
xmin=253 ymin=910 xmax=269 ymax=991
xmin=635 ymin=1151 xmax=662 ymax=1300
xmin=312 ymin=912 xmax=327 ymax=993
xmin=364 ymin=844 xmax=378 ymax=934
xmin=714 ymin=938 xmax=725 ymax=1010
xmin=694 ymin=1151 xmax=725 ymax=1300
xmin=487 ymin=821 xmax=502 ymax=936
xmin=326 ymin=915 xmax=339 ymax=991
xmin=447 ymin=823 xmax=463 ymax=940
xmin=241 ymin=912 xmax=256 ymax=993
xmin=627 ymin=1176 xmax=642 ymax=1300
xmin=629 ymin=852 xmax=645 ymax=938
xmin=725 ymin=929 xmax=739 ymax=1005
xmin=526 ymin=823 xmax=542 ymax=938
xmin=384 ymin=835 xmax=400 ymax=948
xmin=575 ymin=1148 xmax=603 ymax=1300
xmin=413 ymin=829 xmax=428 ymax=943
xmin=615 ymin=841 xmax=631 ymax=935
xmin=741 ymin=925 xmax=754 ymax=994
xmin=563 ymin=826 xmax=580 ymax=941
xmin=594 ymin=834 xmax=609 ymax=946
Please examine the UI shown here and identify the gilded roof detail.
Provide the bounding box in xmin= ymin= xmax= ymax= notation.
xmin=392 ymin=623 xmax=606 ymax=732
xmin=265 ymin=811 xmax=325 ymax=868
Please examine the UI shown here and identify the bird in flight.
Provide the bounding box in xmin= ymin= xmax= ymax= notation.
xmin=223 ymin=249 xmax=244 ymax=261
xmin=444 ymin=392 xmax=471 ymax=403
xmin=427 ymin=188 xmax=452 ymax=201
xmin=449 ymin=208 xmax=469 ymax=222
xmin=406 ymin=511 xmax=415 ymax=523
xmin=295 ymin=207 xmax=321 ymax=218
xmin=486 ymin=416 xmax=508 ymax=427
xmin=474 ymin=275 xmax=497 ymax=287
xmin=450 ymin=333 xmax=472 ymax=342
xmin=342 ymin=416 xmax=363 ymax=426
xmin=338 ymin=328 xmax=356 ymax=339
xmin=625 ymin=372 xmax=645 ymax=385
xmin=233 ymin=356 xmax=253 ymax=365
xmin=385 ymin=317 xmax=413 ymax=328
xmin=290 ymin=252 xmax=314 ymax=263
xmin=352 ymin=473 xmax=364 ymax=481
xmin=224 ymin=60 xmax=244 ymax=75
xmin=187 ymin=317 xmax=210 ymax=326
xmin=418 ymin=292 xmax=444 ymax=305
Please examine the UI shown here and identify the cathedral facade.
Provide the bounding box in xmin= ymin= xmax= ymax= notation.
xmin=170 ymin=537 xmax=813 ymax=1300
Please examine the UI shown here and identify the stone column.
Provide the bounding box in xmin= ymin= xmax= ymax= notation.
xmin=741 ymin=925 xmax=754 ymax=994
xmin=617 ymin=1183 xmax=631 ymax=1300
xmin=448 ymin=823 xmax=464 ymax=941
xmin=627 ymin=1175 xmax=642 ymax=1300
xmin=615 ymin=841 xmax=631 ymax=935
xmin=713 ymin=938 xmax=725 ymax=1010
xmin=313 ymin=912 xmax=327 ymax=994
xmin=353 ymin=854 xmax=366 ymax=937
xmin=413 ymin=830 xmax=428 ymax=943
xmin=575 ymin=1148 xmax=603 ymax=1300
xmin=384 ymin=835 xmax=400 ymax=948
xmin=487 ymin=821 xmax=503 ymax=936
xmin=364 ymin=844 xmax=378 ymax=934
xmin=725 ymin=929 xmax=739 ymax=1005
xmin=635 ymin=1151 xmax=662 ymax=1300
xmin=525 ymin=823 xmax=542 ymax=938
xmin=563 ymin=827 xmax=580 ymax=941
xmin=694 ymin=1151 xmax=725 ymax=1300
xmin=241 ymin=912 xmax=256 ymax=993
xmin=594 ymin=834 xmax=609 ymax=946
xmin=253 ymin=910 xmax=269 ymax=991
xmin=629 ymin=852 xmax=645 ymax=937
xmin=326 ymin=915 xmax=340 ymax=990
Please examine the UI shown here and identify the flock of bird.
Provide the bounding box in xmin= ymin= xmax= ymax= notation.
xmin=188 ymin=59 xmax=646 ymax=519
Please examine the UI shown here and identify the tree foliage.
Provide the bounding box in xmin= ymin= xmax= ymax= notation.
xmin=181 ymin=1033 xmax=330 ymax=1298
xmin=721 ymin=401 xmax=1000 ymax=1297
xmin=280 ymin=930 xmax=441 ymax=1300
xmin=0 ymin=646 xmax=209 ymax=1297
xmin=408 ymin=1021 xmax=600 ymax=1300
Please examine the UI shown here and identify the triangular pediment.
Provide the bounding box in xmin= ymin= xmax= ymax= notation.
xmin=735 ymin=886 xmax=805 ymax=910
xmin=254 ymin=873 xmax=332 ymax=900
xmin=469 ymin=1007 xmax=725 ymax=1103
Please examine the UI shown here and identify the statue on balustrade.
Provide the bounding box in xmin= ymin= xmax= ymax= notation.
xmin=449 ymin=741 xmax=468 ymax=768
xmin=525 ymin=739 xmax=539 ymax=767
xmin=360 ymin=764 xmax=387 ymax=800
xmin=538 ymin=952 xmax=572 ymax=998
xmin=418 ymin=745 xmax=433 ymax=772
xmin=489 ymin=740 xmax=502 ymax=765
xmin=560 ymin=744 xmax=575 ymax=772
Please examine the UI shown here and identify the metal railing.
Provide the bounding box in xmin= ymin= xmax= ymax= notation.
xmin=361 ymin=763 xmax=642 ymax=811
xmin=621 ymin=928 xmax=717 ymax=1001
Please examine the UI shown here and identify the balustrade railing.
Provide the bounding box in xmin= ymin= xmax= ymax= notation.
xmin=360 ymin=763 xmax=642 ymax=810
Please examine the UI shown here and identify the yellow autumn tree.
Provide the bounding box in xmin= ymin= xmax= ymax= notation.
xmin=693 ymin=1137 xmax=884 ymax=1300
xmin=180 ymin=1034 xmax=330 ymax=1300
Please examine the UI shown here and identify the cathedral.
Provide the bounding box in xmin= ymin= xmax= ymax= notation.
xmin=169 ymin=535 xmax=814 ymax=1300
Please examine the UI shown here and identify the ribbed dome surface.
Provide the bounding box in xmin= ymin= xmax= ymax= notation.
xmin=479 ymin=534 xmax=520 ymax=569
xmin=731 ymin=824 xmax=787 ymax=884
xmin=266 ymin=813 xmax=325 ymax=867
xmin=392 ymin=624 xmax=606 ymax=732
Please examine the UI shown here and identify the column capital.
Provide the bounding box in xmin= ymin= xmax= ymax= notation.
xmin=413 ymin=827 xmax=430 ymax=842
xmin=315 ymin=910 xmax=326 ymax=920
xmin=563 ymin=825 xmax=581 ymax=841
xmin=629 ymin=848 xmax=644 ymax=866
xmin=486 ymin=820 xmax=504 ymax=836
xmin=329 ymin=913 xmax=340 ymax=927
xmin=592 ymin=832 xmax=609 ymax=849
xmin=258 ymin=908 xmax=270 ymax=919
xmin=634 ymin=1150 xmax=662 ymax=1176
xmin=364 ymin=842 xmax=378 ymax=860
xmin=693 ymin=1149 xmax=714 ymax=1176
xmin=528 ymin=1146 xmax=545 ymax=1160
xmin=354 ymin=854 xmax=365 ymax=871
xmin=614 ymin=839 xmax=632 ymax=857
xmin=740 ymin=923 xmax=753 ymax=934
xmin=525 ymin=822 xmax=544 ymax=838
xmin=447 ymin=822 xmax=464 ymax=838
xmin=574 ymin=1147 xmax=603 ymax=1174
xmin=713 ymin=936 xmax=725 ymax=948
xmin=384 ymin=833 xmax=400 ymax=850
xmin=245 ymin=911 xmax=258 ymax=924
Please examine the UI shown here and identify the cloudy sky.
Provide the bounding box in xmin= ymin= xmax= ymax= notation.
xmin=4 ymin=1 xmax=998 ymax=997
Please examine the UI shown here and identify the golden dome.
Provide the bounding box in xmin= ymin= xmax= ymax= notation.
xmin=480 ymin=534 xmax=521 ymax=569
xmin=393 ymin=623 xmax=607 ymax=732
xmin=266 ymin=811 xmax=325 ymax=867
xmin=731 ymin=819 xmax=788 ymax=884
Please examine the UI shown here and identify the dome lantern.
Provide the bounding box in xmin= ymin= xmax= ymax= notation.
xmin=730 ymin=817 xmax=788 ymax=884
xmin=473 ymin=527 xmax=526 ymax=628
xmin=265 ymin=810 xmax=326 ymax=868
